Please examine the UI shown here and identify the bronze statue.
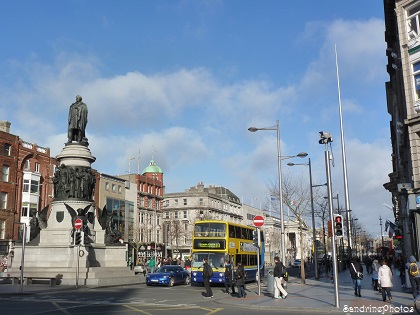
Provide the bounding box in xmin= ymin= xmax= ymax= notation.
xmin=67 ymin=95 xmax=88 ymax=144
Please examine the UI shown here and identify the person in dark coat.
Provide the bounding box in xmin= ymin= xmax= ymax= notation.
xmin=234 ymin=261 xmax=246 ymax=298
xmin=273 ymin=256 xmax=288 ymax=299
xmin=224 ymin=260 xmax=236 ymax=295
xmin=350 ymin=257 xmax=364 ymax=297
xmin=202 ymin=257 xmax=213 ymax=298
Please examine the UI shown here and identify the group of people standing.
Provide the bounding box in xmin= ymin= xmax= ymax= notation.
xmin=202 ymin=256 xmax=288 ymax=300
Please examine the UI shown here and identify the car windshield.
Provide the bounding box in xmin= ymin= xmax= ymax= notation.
xmin=191 ymin=252 xmax=227 ymax=268
xmin=157 ymin=266 xmax=178 ymax=273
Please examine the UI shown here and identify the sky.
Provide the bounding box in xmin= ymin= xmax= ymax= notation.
xmin=0 ymin=1 xmax=393 ymax=238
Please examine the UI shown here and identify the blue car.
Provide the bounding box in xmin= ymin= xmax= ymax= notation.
xmin=146 ymin=265 xmax=190 ymax=287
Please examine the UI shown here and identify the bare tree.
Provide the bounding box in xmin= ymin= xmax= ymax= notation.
xmin=269 ymin=173 xmax=312 ymax=284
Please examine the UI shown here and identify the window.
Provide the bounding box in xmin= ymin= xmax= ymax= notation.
xmin=0 ymin=220 xmax=4 ymax=238
xmin=105 ymin=182 xmax=109 ymax=190
xmin=183 ymin=211 xmax=187 ymax=219
xmin=164 ymin=200 xmax=169 ymax=207
xmin=30 ymin=180 xmax=39 ymax=194
xmin=22 ymin=205 xmax=29 ymax=217
xmin=2 ymin=165 xmax=9 ymax=182
xmin=35 ymin=163 xmax=40 ymax=173
xmin=118 ymin=185 xmax=122 ymax=194
xmin=24 ymin=160 xmax=30 ymax=171
xmin=199 ymin=198 xmax=204 ymax=205
xmin=174 ymin=199 xmax=178 ymax=206
xmin=164 ymin=211 xmax=169 ymax=219
xmin=183 ymin=198 xmax=187 ymax=205
xmin=414 ymin=62 xmax=420 ymax=102
xmin=407 ymin=3 xmax=420 ymax=36
xmin=3 ymin=144 xmax=10 ymax=156
xmin=175 ymin=211 xmax=178 ymax=219
xmin=23 ymin=179 xmax=29 ymax=192
xmin=0 ymin=192 xmax=7 ymax=209
xmin=112 ymin=184 xmax=116 ymax=192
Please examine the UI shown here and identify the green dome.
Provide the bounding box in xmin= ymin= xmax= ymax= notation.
xmin=142 ymin=160 xmax=163 ymax=174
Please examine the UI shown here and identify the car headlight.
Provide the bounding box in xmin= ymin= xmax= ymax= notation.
xmin=192 ymin=272 xmax=197 ymax=276
xmin=163 ymin=276 xmax=170 ymax=279
xmin=219 ymin=273 xmax=224 ymax=277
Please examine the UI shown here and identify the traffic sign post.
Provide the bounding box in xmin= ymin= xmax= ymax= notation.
xmin=253 ymin=215 xmax=264 ymax=227
xmin=74 ymin=218 xmax=83 ymax=230
xmin=252 ymin=216 xmax=264 ymax=296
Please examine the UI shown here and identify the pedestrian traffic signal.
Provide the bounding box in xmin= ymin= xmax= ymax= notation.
xmin=74 ymin=231 xmax=83 ymax=246
xmin=253 ymin=229 xmax=259 ymax=247
xmin=334 ymin=215 xmax=343 ymax=238
xmin=394 ymin=229 xmax=403 ymax=239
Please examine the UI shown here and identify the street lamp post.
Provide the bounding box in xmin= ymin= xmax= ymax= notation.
xmin=248 ymin=120 xmax=306 ymax=266
xmin=288 ymin=158 xmax=319 ymax=280
xmin=379 ymin=217 xmax=384 ymax=247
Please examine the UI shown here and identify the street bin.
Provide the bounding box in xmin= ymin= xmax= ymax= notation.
xmin=267 ymin=270 xmax=274 ymax=293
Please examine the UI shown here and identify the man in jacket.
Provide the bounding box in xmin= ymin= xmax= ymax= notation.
xmin=350 ymin=257 xmax=363 ymax=297
xmin=234 ymin=261 xmax=246 ymax=298
xmin=224 ymin=260 xmax=236 ymax=295
xmin=202 ymin=258 xmax=213 ymax=298
xmin=408 ymin=255 xmax=420 ymax=298
xmin=273 ymin=256 xmax=288 ymax=299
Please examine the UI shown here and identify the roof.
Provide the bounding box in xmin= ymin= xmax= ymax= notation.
xmin=142 ymin=159 xmax=163 ymax=174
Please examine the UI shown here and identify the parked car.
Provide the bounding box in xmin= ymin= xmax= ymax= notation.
xmin=133 ymin=264 xmax=146 ymax=274
xmin=146 ymin=265 xmax=190 ymax=286
xmin=292 ymin=259 xmax=301 ymax=268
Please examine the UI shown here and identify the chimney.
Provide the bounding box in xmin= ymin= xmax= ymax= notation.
xmin=0 ymin=120 xmax=11 ymax=133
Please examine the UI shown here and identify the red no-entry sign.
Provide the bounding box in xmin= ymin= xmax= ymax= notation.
xmin=253 ymin=215 xmax=264 ymax=227
xmin=74 ymin=218 xmax=83 ymax=230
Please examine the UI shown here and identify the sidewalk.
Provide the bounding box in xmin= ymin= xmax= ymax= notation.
xmin=215 ymin=266 xmax=416 ymax=312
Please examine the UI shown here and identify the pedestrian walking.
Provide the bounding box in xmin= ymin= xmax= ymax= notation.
xmin=202 ymin=257 xmax=213 ymax=298
xmin=273 ymin=256 xmax=288 ymax=299
xmin=371 ymin=259 xmax=380 ymax=291
xmin=407 ymin=255 xmax=420 ymax=298
xmin=148 ymin=256 xmax=156 ymax=273
xmin=224 ymin=260 xmax=236 ymax=295
xmin=234 ymin=261 xmax=246 ymax=298
xmin=350 ymin=257 xmax=363 ymax=297
xmin=378 ymin=259 xmax=393 ymax=302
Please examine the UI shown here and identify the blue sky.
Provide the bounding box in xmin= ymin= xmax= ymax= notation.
xmin=0 ymin=1 xmax=392 ymax=237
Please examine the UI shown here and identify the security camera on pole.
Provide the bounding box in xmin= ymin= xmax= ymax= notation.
xmin=319 ymin=131 xmax=340 ymax=308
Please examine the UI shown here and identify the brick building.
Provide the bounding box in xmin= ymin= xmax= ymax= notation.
xmin=0 ymin=121 xmax=57 ymax=255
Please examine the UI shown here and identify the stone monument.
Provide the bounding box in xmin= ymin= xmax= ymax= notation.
xmin=6 ymin=96 xmax=138 ymax=285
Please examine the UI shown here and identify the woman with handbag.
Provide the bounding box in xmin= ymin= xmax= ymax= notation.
xmin=350 ymin=257 xmax=364 ymax=297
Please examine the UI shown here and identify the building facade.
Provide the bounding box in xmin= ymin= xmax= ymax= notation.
xmin=0 ymin=121 xmax=56 ymax=255
xmin=384 ymin=0 xmax=420 ymax=259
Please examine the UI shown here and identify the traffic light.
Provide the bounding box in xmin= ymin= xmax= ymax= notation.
xmin=253 ymin=229 xmax=260 ymax=247
xmin=334 ymin=215 xmax=343 ymax=238
xmin=394 ymin=229 xmax=403 ymax=239
xmin=74 ymin=231 xmax=83 ymax=246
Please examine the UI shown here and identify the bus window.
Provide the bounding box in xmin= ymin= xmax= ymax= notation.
xmin=235 ymin=226 xmax=241 ymax=239
xmin=229 ymin=225 xmax=235 ymax=237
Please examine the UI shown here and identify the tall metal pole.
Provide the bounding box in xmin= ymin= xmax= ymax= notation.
xmin=380 ymin=217 xmax=384 ymax=247
xmin=325 ymin=144 xmax=340 ymax=308
xmin=19 ymin=224 xmax=26 ymax=294
xmin=308 ymin=158 xmax=319 ymax=280
xmin=276 ymin=120 xmax=286 ymax=266
xmin=335 ymin=45 xmax=352 ymax=257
